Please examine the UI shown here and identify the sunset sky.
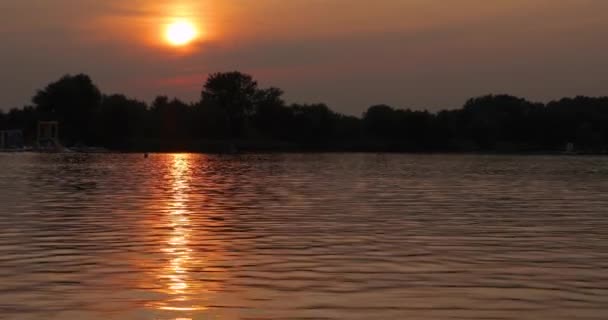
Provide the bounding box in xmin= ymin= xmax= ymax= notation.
xmin=1 ymin=0 xmax=607 ymax=114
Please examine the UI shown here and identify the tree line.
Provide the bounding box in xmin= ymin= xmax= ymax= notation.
xmin=1 ymin=71 xmax=608 ymax=153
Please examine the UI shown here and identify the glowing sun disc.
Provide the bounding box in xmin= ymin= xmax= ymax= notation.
xmin=166 ymin=21 xmax=198 ymax=46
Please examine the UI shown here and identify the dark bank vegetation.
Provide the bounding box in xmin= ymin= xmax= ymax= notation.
xmin=2 ymin=72 xmax=608 ymax=153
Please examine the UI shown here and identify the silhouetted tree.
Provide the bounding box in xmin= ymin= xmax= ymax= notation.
xmin=544 ymin=96 xmax=608 ymax=150
xmin=97 ymin=94 xmax=147 ymax=148
xmin=252 ymin=87 xmax=292 ymax=139
xmin=363 ymin=105 xmax=399 ymax=140
xmin=147 ymin=96 xmax=193 ymax=141
xmin=201 ymin=72 xmax=258 ymax=138
xmin=363 ymin=105 xmax=436 ymax=150
xmin=3 ymin=107 xmax=39 ymax=144
xmin=460 ymin=95 xmax=543 ymax=150
xmin=32 ymin=74 xmax=102 ymax=145
xmin=334 ymin=115 xmax=363 ymax=143
xmin=289 ymin=103 xmax=338 ymax=146
xmin=192 ymin=100 xmax=230 ymax=139
xmin=2 ymin=71 xmax=608 ymax=153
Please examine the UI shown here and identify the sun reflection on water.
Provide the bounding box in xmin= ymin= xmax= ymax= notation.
xmin=136 ymin=153 xmax=229 ymax=319
xmin=148 ymin=154 xmax=209 ymax=315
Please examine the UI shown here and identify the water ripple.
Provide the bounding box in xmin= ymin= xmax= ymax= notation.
xmin=0 ymin=153 xmax=607 ymax=319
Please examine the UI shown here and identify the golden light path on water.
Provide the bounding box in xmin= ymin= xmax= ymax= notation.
xmin=1 ymin=154 xmax=608 ymax=319
xmin=147 ymin=154 xmax=208 ymax=318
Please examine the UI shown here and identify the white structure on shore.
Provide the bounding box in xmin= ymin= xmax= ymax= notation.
xmin=37 ymin=121 xmax=62 ymax=151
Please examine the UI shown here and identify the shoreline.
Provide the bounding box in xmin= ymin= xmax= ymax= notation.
xmin=1 ymin=148 xmax=606 ymax=156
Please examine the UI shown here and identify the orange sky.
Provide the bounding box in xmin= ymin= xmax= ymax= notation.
xmin=1 ymin=0 xmax=607 ymax=114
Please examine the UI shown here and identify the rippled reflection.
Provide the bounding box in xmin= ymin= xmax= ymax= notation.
xmin=149 ymin=154 xmax=207 ymax=316
xmin=0 ymin=154 xmax=607 ymax=320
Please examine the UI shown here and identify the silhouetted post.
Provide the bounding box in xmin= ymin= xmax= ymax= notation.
xmin=566 ymin=142 xmax=575 ymax=154
xmin=37 ymin=121 xmax=60 ymax=150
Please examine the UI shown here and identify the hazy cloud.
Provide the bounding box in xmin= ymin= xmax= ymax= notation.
xmin=1 ymin=0 xmax=607 ymax=114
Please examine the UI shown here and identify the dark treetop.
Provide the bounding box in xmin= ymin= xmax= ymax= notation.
xmin=2 ymin=72 xmax=608 ymax=153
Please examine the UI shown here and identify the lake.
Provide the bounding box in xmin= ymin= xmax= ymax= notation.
xmin=0 ymin=153 xmax=607 ymax=320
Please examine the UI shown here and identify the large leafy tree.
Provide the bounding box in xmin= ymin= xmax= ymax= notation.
xmin=149 ymin=96 xmax=192 ymax=140
xmin=98 ymin=94 xmax=147 ymax=147
xmin=32 ymin=74 xmax=102 ymax=144
xmin=252 ymin=87 xmax=290 ymax=138
xmin=201 ymin=72 xmax=259 ymax=138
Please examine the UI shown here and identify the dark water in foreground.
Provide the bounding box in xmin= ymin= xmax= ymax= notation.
xmin=0 ymin=153 xmax=607 ymax=320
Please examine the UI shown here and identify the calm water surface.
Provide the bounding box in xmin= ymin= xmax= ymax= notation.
xmin=0 ymin=153 xmax=607 ymax=320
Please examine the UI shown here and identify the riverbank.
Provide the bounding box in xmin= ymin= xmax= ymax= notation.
xmin=4 ymin=140 xmax=606 ymax=155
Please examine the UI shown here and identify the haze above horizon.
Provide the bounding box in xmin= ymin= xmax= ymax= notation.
xmin=1 ymin=0 xmax=607 ymax=114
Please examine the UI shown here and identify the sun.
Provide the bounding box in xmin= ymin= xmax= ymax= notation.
xmin=165 ymin=20 xmax=198 ymax=46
